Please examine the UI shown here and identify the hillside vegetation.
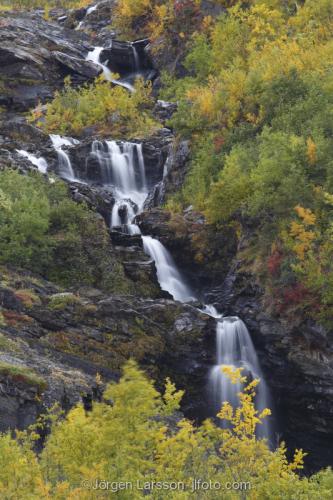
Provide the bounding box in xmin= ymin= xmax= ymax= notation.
xmin=0 ymin=170 xmax=128 ymax=291
xmin=157 ymin=0 xmax=333 ymax=328
xmin=0 ymin=361 xmax=332 ymax=498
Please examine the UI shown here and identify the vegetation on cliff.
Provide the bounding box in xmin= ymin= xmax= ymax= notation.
xmin=0 ymin=170 xmax=129 ymax=292
xmin=36 ymin=77 xmax=159 ymax=139
xmin=0 ymin=361 xmax=332 ymax=498
xmin=154 ymin=0 xmax=333 ymax=327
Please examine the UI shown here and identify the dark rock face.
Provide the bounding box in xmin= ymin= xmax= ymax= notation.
xmin=0 ymin=116 xmax=58 ymax=173
xmin=0 ymin=267 xmax=215 ymax=429
xmin=217 ymin=266 xmax=333 ymax=472
xmin=0 ymin=13 xmax=100 ymax=110
xmin=69 ymin=182 xmax=115 ymax=226
xmin=101 ymin=39 xmax=153 ymax=77
xmin=137 ymin=207 xmax=237 ymax=295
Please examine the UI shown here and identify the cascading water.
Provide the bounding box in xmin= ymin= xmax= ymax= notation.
xmin=86 ymin=3 xmax=98 ymax=15
xmin=132 ymin=43 xmax=140 ymax=72
xmin=87 ymin=135 xmax=274 ymax=440
xmin=142 ymin=236 xmax=196 ymax=302
xmin=85 ymin=46 xmax=135 ymax=92
xmin=89 ymin=140 xmax=148 ymax=234
xmin=205 ymin=307 xmax=273 ymax=442
xmin=16 ymin=150 xmax=48 ymax=174
xmin=50 ymin=135 xmax=78 ymax=181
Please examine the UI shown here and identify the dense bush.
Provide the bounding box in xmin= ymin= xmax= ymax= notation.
xmin=0 ymin=170 xmax=128 ymax=291
xmin=0 ymin=361 xmax=332 ymax=498
xmin=160 ymin=0 xmax=333 ymax=325
xmin=36 ymin=77 xmax=158 ymax=139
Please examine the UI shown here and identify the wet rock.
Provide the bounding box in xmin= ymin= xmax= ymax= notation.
xmin=110 ymin=231 xmax=143 ymax=248
xmin=67 ymin=1 xmax=116 ymax=35
xmin=101 ymin=38 xmax=152 ymax=77
xmin=137 ymin=207 xmax=237 ymax=294
xmin=52 ymin=51 xmax=102 ymax=78
xmin=154 ymin=100 xmax=178 ymax=123
xmin=68 ymin=183 xmax=115 ymax=226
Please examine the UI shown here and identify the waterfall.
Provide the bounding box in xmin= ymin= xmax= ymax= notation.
xmin=86 ymin=4 xmax=98 ymax=15
xmin=85 ymin=47 xmax=113 ymax=81
xmin=132 ymin=43 xmax=140 ymax=72
xmin=87 ymin=135 xmax=273 ymax=439
xmin=142 ymin=236 xmax=196 ymax=302
xmin=89 ymin=140 xmax=148 ymax=232
xmin=90 ymin=138 xmax=194 ymax=295
xmin=206 ymin=309 xmax=273 ymax=442
xmin=85 ymin=46 xmax=135 ymax=92
xmin=16 ymin=150 xmax=48 ymax=174
xmin=50 ymin=135 xmax=77 ymax=181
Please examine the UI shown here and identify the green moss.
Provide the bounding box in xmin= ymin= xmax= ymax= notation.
xmin=48 ymin=293 xmax=82 ymax=311
xmin=14 ymin=289 xmax=41 ymax=308
xmin=0 ymin=362 xmax=47 ymax=392
xmin=0 ymin=312 xmax=5 ymax=327
xmin=0 ymin=333 xmax=21 ymax=354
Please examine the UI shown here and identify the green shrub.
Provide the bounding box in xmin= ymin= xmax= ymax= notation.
xmin=0 ymin=170 xmax=129 ymax=292
xmin=161 ymin=0 xmax=333 ymax=325
xmin=48 ymin=293 xmax=82 ymax=311
xmin=36 ymin=77 xmax=159 ymax=139
xmin=0 ymin=0 xmax=91 ymax=10
xmin=0 ymin=361 xmax=332 ymax=497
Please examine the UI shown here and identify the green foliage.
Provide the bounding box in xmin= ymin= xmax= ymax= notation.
xmin=162 ymin=0 xmax=333 ymax=324
xmin=48 ymin=293 xmax=82 ymax=311
xmin=0 ymin=170 xmax=129 ymax=292
xmin=38 ymin=76 xmax=158 ymax=139
xmin=0 ymin=361 xmax=332 ymax=498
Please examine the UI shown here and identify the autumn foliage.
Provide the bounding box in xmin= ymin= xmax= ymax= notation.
xmin=160 ymin=0 xmax=333 ymax=326
xmin=0 ymin=361 xmax=332 ymax=498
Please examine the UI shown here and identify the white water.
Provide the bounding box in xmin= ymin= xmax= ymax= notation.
xmin=89 ymin=138 xmax=195 ymax=296
xmin=142 ymin=236 xmax=196 ymax=302
xmin=87 ymin=4 xmax=98 ymax=15
xmin=50 ymin=135 xmax=78 ymax=181
xmin=88 ymin=135 xmax=273 ymax=438
xmin=89 ymin=140 xmax=147 ymax=233
xmin=206 ymin=311 xmax=272 ymax=441
xmin=16 ymin=150 xmax=48 ymax=174
xmin=132 ymin=43 xmax=140 ymax=72
xmin=85 ymin=46 xmax=135 ymax=92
